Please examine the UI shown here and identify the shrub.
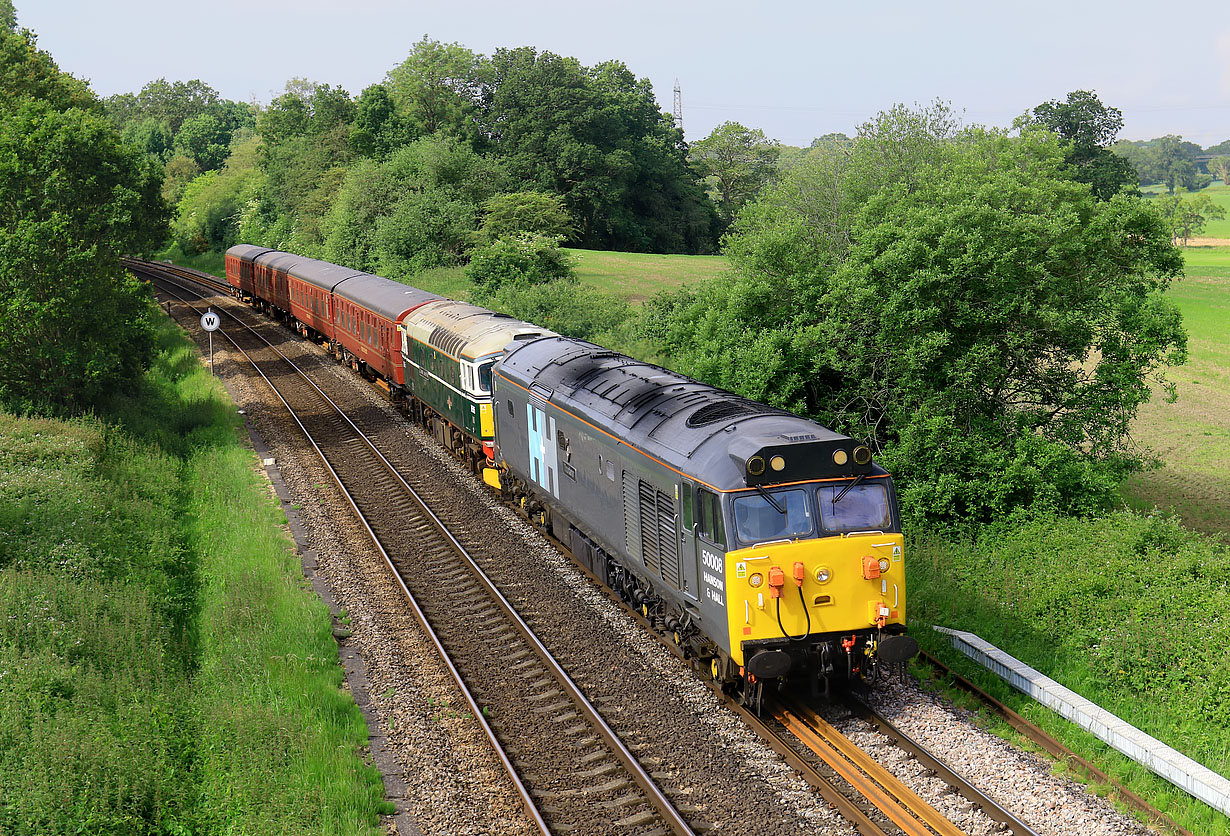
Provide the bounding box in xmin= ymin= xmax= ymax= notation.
xmin=465 ymin=233 xmax=576 ymax=290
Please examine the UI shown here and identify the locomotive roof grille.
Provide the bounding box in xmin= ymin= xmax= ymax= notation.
xmin=686 ymin=401 xmax=776 ymax=427
xmin=428 ymin=326 xmax=466 ymax=358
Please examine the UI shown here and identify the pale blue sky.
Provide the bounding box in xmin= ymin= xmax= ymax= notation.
xmin=18 ymin=0 xmax=1230 ymax=147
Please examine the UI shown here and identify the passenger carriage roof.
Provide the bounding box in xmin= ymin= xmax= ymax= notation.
xmin=226 ymin=244 xmax=276 ymax=262
xmin=332 ymin=274 xmax=443 ymax=322
xmin=285 ymin=257 xmax=366 ymax=292
xmin=497 ymin=336 xmax=877 ymax=491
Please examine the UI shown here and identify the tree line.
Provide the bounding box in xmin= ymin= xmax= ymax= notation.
xmin=0 ymin=3 xmax=1206 ymax=529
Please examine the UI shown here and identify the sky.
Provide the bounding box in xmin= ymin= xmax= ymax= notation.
xmin=17 ymin=0 xmax=1230 ymax=148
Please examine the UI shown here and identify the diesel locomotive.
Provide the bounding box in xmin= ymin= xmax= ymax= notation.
xmin=223 ymin=244 xmax=917 ymax=705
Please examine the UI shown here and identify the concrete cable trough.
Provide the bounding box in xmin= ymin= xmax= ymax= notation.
xmin=934 ymin=626 xmax=1230 ymax=818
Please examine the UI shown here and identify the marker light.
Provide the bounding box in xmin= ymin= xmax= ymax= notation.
xmin=749 ymin=573 xmax=764 ymax=588
xmin=853 ymin=445 xmax=872 ymax=465
xmin=878 ymin=558 xmax=889 ymax=573
xmin=815 ymin=566 xmax=832 ymax=583
xmin=770 ymin=455 xmax=786 ymax=472
xmin=832 ymin=449 xmax=849 ymax=466
xmin=747 ymin=456 xmax=766 ymax=476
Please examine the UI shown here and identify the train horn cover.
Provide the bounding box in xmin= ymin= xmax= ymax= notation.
xmin=731 ymin=435 xmax=874 ymax=486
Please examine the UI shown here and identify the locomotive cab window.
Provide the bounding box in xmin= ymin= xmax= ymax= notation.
xmin=817 ymin=482 xmax=891 ymax=532
xmin=695 ymin=488 xmax=725 ymax=545
xmin=733 ymin=489 xmax=813 ymax=544
xmin=477 ymin=361 xmax=494 ymax=393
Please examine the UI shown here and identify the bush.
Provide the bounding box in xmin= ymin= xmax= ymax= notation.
xmin=465 ymin=233 xmax=576 ymax=290
xmin=470 ymin=277 xmax=630 ymax=342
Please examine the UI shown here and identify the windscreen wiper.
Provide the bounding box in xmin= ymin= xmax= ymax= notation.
xmin=833 ymin=473 xmax=865 ymax=504
xmin=756 ymin=485 xmax=786 ymax=514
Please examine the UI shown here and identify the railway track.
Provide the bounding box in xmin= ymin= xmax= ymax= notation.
xmin=135 ymin=262 xmax=699 ymax=836
xmin=129 ymin=258 xmax=1176 ymax=836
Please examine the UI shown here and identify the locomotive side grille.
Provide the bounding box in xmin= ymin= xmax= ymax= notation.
xmin=638 ymin=479 xmax=660 ymax=574
xmin=622 ymin=471 xmax=642 ymax=562
xmin=656 ymin=489 xmax=680 ymax=589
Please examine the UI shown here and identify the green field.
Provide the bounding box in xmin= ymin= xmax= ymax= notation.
xmin=1196 ymin=184 xmax=1230 ymax=239
xmin=1121 ymin=246 xmax=1230 ymax=535
xmin=404 ymin=247 xmax=727 ymax=304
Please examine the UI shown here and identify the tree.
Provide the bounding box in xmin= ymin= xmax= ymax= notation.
xmin=1114 ymin=135 xmax=1206 ymax=194
xmin=349 ymin=83 xmax=408 ymax=159
xmin=477 ymin=47 xmax=716 ymax=253
xmin=689 ymin=121 xmax=780 ymax=224
xmin=0 ymin=29 xmax=169 ymax=413
xmin=322 ymin=134 xmax=510 ymax=275
xmin=386 ymin=36 xmax=486 ymax=138
xmin=1207 ymin=156 xmax=1230 ymax=186
xmin=479 ymin=191 xmax=574 ymax=240
xmin=1028 ymin=90 xmax=1137 ymax=199
xmin=643 ymin=103 xmax=1186 ymax=523
xmin=1156 ymin=192 xmax=1227 ymax=245
xmin=1 ymin=0 xmax=16 ymax=32
xmin=172 ymin=112 xmax=229 ymax=170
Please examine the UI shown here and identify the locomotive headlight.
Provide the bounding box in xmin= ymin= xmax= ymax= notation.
xmin=878 ymin=558 xmax=889 ymax=573
xmin=832 ymin=449 xmax=849 ymax=466
xmin=749 ymin=573 xmax=764 ymax=588
xmin=770 ymin=455 xmax=786 ymax=472
xmin=853 ymin=445 xmax=872 ymax=465
xmin=747 ymin=456 xmax=766 ymax=476
xmin=815 ymin=566 xmax=832 ymax=584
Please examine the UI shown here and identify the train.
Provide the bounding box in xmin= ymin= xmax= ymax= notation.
xmin=224 ymin=244 xmax=918 ymax=707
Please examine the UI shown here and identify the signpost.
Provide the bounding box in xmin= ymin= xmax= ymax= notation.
xmin=200 ymin=310 xmax=220 ymax=374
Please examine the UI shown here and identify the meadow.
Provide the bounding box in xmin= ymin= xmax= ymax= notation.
xmin=0 ymin=314 xmax=388 ymax=835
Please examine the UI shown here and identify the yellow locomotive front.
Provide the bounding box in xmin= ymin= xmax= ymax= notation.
xmin=716 ymin=442 xmax=917 ymax=694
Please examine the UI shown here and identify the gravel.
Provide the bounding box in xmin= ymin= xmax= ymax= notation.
xmin=181 ymin=295 xmax=1165 ymax=836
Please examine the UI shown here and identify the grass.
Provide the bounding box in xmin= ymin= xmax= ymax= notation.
xmin=908 ymin=514 xmax=1230 ymax=835
xmin=382 ymin=248 xmax=728 ymax=307
xmin=1195 ymin=183 xmax=1230 ymax=239
xmin=563 ymin=247 xmax=729 ymax=303
xmin=1120 ymin=246 xmax=1230 ymax=537
xmin=0 ymin=313 xmax=387 ymax=835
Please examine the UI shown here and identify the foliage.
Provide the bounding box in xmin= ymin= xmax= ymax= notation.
xmin=1209 ymin=156 xmax=1230 ymax=186
xmin=908 ymin=510 xmax=1230 ymax=835
xmin=322 ymin=134 xmax=509 ymax=275
xmin=0 ymin=29 xmax=94 ymax=111
xmin=1114 ymin=135 xmax=1210 ymax=194
xmin=466 ymin=233 xmax=576 ymax=290
xmin=479 ymin=190 xmax=574 ymax=240
xmin=477 ymin=47 xmax=717 ymax=253
xmin=172 ymin=112 xmax=230 ymax=171
xmin=0 ymin=0 xmax=14 ymax=31
xmin=689 ymin=121 xmax=780 ymax=224
xmin=385 ymin=36 xmax=487 ymax=139
xmin=172 ymin=135 xmax=261 ymax=254
xmin=349 ymin=83 xmax=409 ymax=159
xmin=1155 ymin=191 xmax=1228 ymax=245
xmin=0 ymin=33 xmax=169 ymax=414
xmin=471 ymin=274 xmax=631 ymax=342
xmin=1026 ymin=89 xmax=1137 ymax=199
xmin=643 ymin=103 xmax=1187 ymax=523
